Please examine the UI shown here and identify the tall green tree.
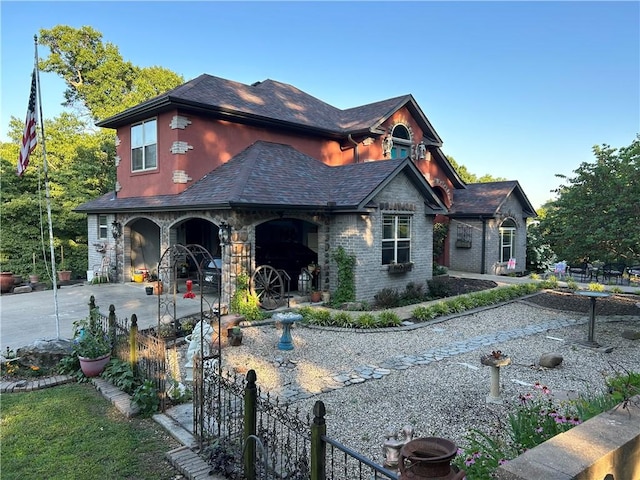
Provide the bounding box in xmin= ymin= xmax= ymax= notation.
xmin=540 ymin=135 xmax=640 ymax=264
xmin=39 ymin=25 xmax=183 ymax=121
xmin=1 ymin=25 xmax=183 ymax=279
xmin=447 ymin=155 xmax=506 ymax=183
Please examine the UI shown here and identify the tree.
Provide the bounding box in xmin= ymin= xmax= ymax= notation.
xmin=540 ymin=135 xmax=640 ymax=265
xmin=447 ymin=156 xmax=506 ymax=184
xmin=39 ymin=25 xmax=183 ymax=121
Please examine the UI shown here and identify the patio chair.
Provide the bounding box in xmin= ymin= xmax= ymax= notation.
xmin=567 ymin=262 xmax=589 ymax=282
xmin=92 ymin=256 xmax=111 ymax=282
xmin=602 ymin=263 xmax=625 ymax=284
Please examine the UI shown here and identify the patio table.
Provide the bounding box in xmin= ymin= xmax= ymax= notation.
xmin=575 ymin=291 xmax=611 ymax=349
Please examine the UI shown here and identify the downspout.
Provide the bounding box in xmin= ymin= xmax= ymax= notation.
xmin=481 ymin=217 xmax=487 ymax=274
xmin=347 ymin=134 xmax=359 ymax=163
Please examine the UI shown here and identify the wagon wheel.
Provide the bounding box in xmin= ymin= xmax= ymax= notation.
xmin=250 ymin=265 xmax=285 ymax=310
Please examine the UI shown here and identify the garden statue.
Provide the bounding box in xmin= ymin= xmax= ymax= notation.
xmin=184 ymin=319 xmax=214 ymax=382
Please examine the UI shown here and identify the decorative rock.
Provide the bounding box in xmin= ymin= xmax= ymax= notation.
xmin=16 ymin=338 xmax=74 ymax=368
xmin=621 ymin=330 xmax=640 ymax=340
xmin=12 ymin=285 xmax=33 ymax=294
xmin=538 ymin=352 xmax=564 ymax=368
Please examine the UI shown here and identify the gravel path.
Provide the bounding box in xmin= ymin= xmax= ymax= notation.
xmin=202 ymin=292 xmax=640 ymax=463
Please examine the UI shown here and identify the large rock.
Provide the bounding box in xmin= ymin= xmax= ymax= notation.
xmin=16 ymin=338 xmax=74 ymax=368
xmin=538 ymin=352 xmax=563 ymax=368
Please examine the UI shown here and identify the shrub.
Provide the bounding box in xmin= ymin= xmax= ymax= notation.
xmin=400 ymin=282 xmax=427 ymax=304
xmin=355 ymin=313 xmax=378 ymax=328
xmin=377 ymin=311 xmax=401 ymax=327
xmin=230 ymin=272 xmax=263 ymax=321
xmin=587 ymin=282 xmax=605 ymax=292
xmin=427 ymin=277 xmax=451 ymax=298
xmin=101 ymin=359 xmax=138 ymax=394
xmin=332 ymin=312 xmax=354 ymax=328
xmin=373 ymin=287 xmax=400 ymax=309
xmin=412 ymin=305 xmax=436 ymax=321
xmin=132 ymin=380 xmax=160 ymax=417
xmin=566 ymin=278 xmax=578 ymax=290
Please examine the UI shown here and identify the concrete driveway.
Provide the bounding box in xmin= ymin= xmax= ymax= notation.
xmin=0 ymin=281 xmax=219 ymax=350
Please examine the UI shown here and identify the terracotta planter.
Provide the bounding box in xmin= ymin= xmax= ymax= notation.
xmin=152 ymin=281 xmax=163 ymax=295
xmin=58 ymin=270 xmax=72 ymax=282
xmin=29 ymin=274 xmax=40 ymax=284
xmin=0 ymin=272 xmax=14 ymax=293
xmin=78 ymin=353 xmax=111 ymax=377
xmin=309 ymin=291 xmax=322 ymax=303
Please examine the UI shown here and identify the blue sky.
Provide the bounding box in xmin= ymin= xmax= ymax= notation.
xmin=2 ymin=1 xmax=638 ymax=209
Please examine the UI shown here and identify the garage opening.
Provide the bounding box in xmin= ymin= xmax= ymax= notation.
xmin=255 ymin=218 xmax=318 ymax=292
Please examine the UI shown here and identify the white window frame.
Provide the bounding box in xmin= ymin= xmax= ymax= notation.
xmin=98 ymin=214 xmax=108 ymax=240
xmin=382 ymin=214 xmax=412 ymax=265
xmin=131 ymin=118 xmax=157 ymax=172
xmin=499 ymin=219 xmax=516 ymax=262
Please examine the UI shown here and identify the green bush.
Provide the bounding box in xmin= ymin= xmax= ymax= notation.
xmin=230 ymin=272 xmax=263 ymax=321
xmin=355 ymin=312 xmax=378 ymax=328
xmin=132 ymin=380 xmax=160 ymax=417
xmin=377 ymin=311 xmax=401 ymax=327
xmin=373 ymin=287 xmax=400 ymax=309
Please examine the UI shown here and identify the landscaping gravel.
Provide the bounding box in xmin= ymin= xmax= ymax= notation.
xmin=206 ymin=292 xmax=640 ymax=465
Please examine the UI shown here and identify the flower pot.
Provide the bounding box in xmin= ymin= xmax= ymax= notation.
xmin=152 ymin=281 xmax=163 ymax=295
xmin=321 ymin=291 xmax=330 ymax=303
xmin=310 ymin=291 xmax=322 ymax=303
xmin=58 ymin=270 xmax=72 ymax=282
xmin=78 ymin=353 xmax=111 ymax=377
xmin=145 ymin=286 xmax=154 ymax=295
xmin=29 ymin=274 xmax=40 ymax=284
xmin=0 ymin=272 xmax=14 ymax=293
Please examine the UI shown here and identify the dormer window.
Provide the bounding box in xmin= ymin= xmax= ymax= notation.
xmin=390 ymin=124 xmax=412 ymax=159
xmin=131 ymin=119 xmax=157 ymax=172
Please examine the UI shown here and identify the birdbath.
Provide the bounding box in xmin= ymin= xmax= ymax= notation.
xmin=480 ymin=351 xmax=511 ymax=404
xmin=274 ymin=312 xmax=302 ymax=351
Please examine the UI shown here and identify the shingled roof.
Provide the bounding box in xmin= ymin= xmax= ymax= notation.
xmin=76 ymin=141 xmax=447 ymax=214
xmin=447 ymin=181 xmax=537 ymax=218
xmin=96 ymin=74 xmax=442 ymax=144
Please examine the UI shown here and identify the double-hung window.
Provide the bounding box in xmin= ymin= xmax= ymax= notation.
xmin=382 ymin=215 xmax=411 ymax=264
xmin=499 ymin=219 xmax=516 ymax=262
xmin=98 ymin=215 xmax=108 ymax=240
xmin=131 ymin=119 xmax=157 ymax=171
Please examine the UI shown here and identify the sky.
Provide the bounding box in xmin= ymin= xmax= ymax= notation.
xmin=1 ymin=1 xmax=638 ymax=209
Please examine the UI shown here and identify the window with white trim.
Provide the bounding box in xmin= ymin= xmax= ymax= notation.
xmin=390 ymin=124 xmax=412 ymax=159
xmin=382 ymin=215 xmax=411 ymax=264
xmin=499 ymin=219 xmax=516 ymax=262
xmin=98 ymin=215 xmax=108 ymax=239
xmin=131 ymin=119 xmax=157 ymax=171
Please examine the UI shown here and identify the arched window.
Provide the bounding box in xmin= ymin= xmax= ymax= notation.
xmin=499 ymin=219 xmax=516 ymax=262
xmin=390 ymin=124 xmax=412 ymax=159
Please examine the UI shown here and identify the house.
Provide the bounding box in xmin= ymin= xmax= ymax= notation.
xmin=76 ymin=74 xmax=536 ymax=306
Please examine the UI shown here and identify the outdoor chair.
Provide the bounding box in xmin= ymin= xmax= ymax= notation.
xmin=602 ymin=263 xmax=625 ymax=285
xmin=567 ymin=262 xmax=589 ymax=282
xmin=92 ymin=256 xmax=111 ymax=282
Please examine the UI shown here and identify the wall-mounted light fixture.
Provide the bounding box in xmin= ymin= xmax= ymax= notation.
xmin=111 ymin=220 xmax=122 ymax=239
xmin=218 ymin=221 xmax=231 ymax=246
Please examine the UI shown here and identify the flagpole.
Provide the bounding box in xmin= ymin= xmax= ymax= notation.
xmin=33 ymin=34 xmax=61 ymax=339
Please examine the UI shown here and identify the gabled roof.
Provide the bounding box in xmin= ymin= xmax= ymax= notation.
xmin=96 ymin=74 xmax=443 ymax=144
xmin=447 ymin=181 xmax=537 ymax=218
xmin=75 ymin=141 xmax=447 ymax=215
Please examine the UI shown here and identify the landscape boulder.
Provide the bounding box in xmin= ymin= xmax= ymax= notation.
xmin=538 ymin=352 xmax=563 ymax=368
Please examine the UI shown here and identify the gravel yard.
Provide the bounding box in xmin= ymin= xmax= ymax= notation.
xmin=179 ymin=288 xmax=640 ymax=464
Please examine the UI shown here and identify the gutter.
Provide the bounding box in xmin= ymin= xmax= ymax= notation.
xmin=481 ymin=217 xmax=487 ymax=274
xmin=347 ymin=134 xmax=359 ymax=163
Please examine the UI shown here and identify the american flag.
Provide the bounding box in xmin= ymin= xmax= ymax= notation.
xmin=17 ymin=70 xmax=37 ymax=176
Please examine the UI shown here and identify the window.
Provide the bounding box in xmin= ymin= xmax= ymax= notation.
xmin=499 ymin=219 xmax=516 ymax=262
xmin=382 ymin=215 xmax=411 ymax=264
xmin=390 ymin=124 xmax=412 ymax=159
xmin=131 ymin=119 xmax=157 ymax=171
xmin=98 ymin=215 xmax=108 ymax=239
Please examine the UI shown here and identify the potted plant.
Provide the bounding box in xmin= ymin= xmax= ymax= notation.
xmin=228 ymin=326 xmax=243 ymax=346
xmin=72 ymin=318 xmax=112 ymax=377
xmin=57 ymin=245 xmax=72 ymax=282
xmin=29 ymin=252 xmax=40 ymax=283
xmin=309 ymin=290 xmax=322 ymax=303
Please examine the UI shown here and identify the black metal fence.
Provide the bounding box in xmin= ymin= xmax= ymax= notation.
xmin=90 ymin=295 xmax=168 ymax=411
xmin=193 ymin=361 xmax=398 ymax=480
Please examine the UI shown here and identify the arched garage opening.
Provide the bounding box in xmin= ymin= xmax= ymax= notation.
xmin=174 ymin=218 xmax=221 ymax=274
xmin=255 ymin=218 xmax=318 ymax=291
xmin=129 ymin=218 xmax=160 ymax=280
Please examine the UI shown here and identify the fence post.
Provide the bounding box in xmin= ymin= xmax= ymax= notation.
xmin=88 ymin=295 xmax=96 ymax=317
xmin=311 ymin=400 xmax=327 ymax=480
xmin=108 ymin=304 xmax=117 ymax=353
xmin=244 ymin=369 xmax=257 ymax=480
xmin=129 ymin=313 xmax=138 ymax=368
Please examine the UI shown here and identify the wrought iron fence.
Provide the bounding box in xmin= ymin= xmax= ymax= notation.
xmin=192 ymin=363 xmax=396 ymax=480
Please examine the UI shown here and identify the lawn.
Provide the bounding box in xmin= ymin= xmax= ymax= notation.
xmin=0 ymin=383 xmax=180 ymax=480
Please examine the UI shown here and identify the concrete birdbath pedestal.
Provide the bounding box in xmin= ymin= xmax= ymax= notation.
xmin=274 ymin=312 xmax=302 ymax=351
xmin=481 ymin=351 xmax=511 ymax=404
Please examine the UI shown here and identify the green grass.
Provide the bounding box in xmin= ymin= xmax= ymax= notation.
xmin=0 ymin=383 xmax=180 ymax=479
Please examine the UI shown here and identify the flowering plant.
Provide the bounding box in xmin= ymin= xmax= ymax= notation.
xmin=72 ymin=318 xmax=111 ymax=359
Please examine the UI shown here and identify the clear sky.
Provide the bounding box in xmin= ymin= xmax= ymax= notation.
xmin=2 ymin=1 xmax=638 ymax=209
